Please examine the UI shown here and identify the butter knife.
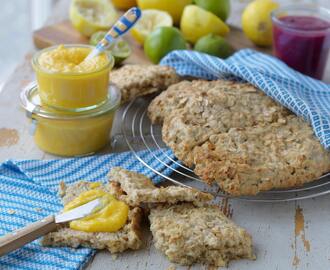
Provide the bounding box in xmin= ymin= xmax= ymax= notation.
xmin=0 ymin=198 xmax=102 ymax=256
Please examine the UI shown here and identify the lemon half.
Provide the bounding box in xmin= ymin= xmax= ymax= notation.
xmin=131 ymin=9 xmax=173 ymax=45
xmin=242 ymin=0 xmax=279 ymax=46
xmin=180 ymin=5 xmax=230 ymax=44
xmin=70 ymin=0 xmax=118 ymax=37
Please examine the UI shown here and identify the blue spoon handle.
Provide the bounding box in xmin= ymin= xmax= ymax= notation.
xmin=86 ymin=7 xmax=142 ymax=60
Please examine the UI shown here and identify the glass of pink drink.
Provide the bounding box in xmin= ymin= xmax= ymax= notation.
xmin=271 ymin=6 xmax=330 ymax=80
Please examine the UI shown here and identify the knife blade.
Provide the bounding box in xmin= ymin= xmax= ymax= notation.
xmin=55 ymin=198 xmax=102 ymax=223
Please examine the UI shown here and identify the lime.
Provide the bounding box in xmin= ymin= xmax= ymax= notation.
xmin=70 ymin=0 xmax=118 ymax=37
xmin=194 ymin=0 xmax=230 ymax=22
xmin=108 ymin=39 xmax=132 ymax=65
xmin=194 ymin=34 xmax=234 ymax=59
xmin=144 ymin=26 xmax=187 ymax=63
xmin=90 ymin=32 xmax=131 ymax=65
xmin=131 ymin=9 xmax=173 ymax=45
xmin=180 ymin=5 xmax=230 ymax=44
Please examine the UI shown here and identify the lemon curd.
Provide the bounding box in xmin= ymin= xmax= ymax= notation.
xmin=20 ymin=83 xmax=121 ymax=157
xmin=64 ymin=187 xmax=129 ymax=233
xmin=33 ymin=44 xmax=114 ymax=110
xmin=38 ymin=45 xmax=109 ymax=73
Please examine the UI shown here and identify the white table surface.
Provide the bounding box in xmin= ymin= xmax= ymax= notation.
xmin=1 ymin=1 xmax=330 ymax=269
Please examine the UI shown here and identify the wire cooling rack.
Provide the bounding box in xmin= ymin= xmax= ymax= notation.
xmin=120 ymin=95 xmax=330 ymax=202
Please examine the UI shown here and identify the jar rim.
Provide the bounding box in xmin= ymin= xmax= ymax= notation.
xmin=20 ymin=82 xmax=121 ymax=120
xmin=271 ymin=5 xmax=330 ymax=34
xmin=32 ymin=44 xmax=115 ymax=76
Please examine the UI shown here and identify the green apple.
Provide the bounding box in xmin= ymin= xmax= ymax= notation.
xmin=194 ymin=0 xmax=230 ymax=22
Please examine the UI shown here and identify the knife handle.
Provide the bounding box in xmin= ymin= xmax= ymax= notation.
xmin=0 ymin=215 xmax=57 ymax=257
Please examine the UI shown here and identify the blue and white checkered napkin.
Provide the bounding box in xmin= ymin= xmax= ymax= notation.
xmin=0 ymin=149 xmax=177 ymax=270
xmin=160 ymin=49 xmax=330 ymax=149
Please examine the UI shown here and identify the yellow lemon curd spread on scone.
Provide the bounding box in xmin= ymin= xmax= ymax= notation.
xmin=33 ymin=44 xmax=114 ymax=109
xmin=64 ymin=187 xmax=129 ymax=233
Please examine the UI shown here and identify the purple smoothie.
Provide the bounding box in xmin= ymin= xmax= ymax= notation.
xmin=272 ymin=15 xmax=330 ymax=80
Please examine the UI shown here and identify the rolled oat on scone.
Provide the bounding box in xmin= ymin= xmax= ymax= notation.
xmin=157 ymin=80 xmax=290 ymax=166
xmin=148 ymin=79 xmax=289 ymax=125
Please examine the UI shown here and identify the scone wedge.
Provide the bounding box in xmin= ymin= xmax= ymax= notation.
xmin=149 ymin=203 xmax=255 ymax=267
xmin=42 ymin=181 xmax=143 ymax=253
xmin=108 ymin=167 xmax=213 ymax=206
xmin=111 ymin=65 xmax=180 ymax=104
xmin=107 ymin=168 xmax=254 ymax=267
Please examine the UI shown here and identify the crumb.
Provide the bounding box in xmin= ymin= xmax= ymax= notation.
xmin=112 ymin=254 xmax=118 ymax=261
xmin=35 ymin=208 xmax=42 ymax=212
xmin=8 ymin=209 xmax=16 ymax=215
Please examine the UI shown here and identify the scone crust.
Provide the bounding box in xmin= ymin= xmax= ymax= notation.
xmin=193 ymin=116 xmax=330 ymax=195
xmin=108 ymin=167 xmax=213 ymax=206
xmin=111 ymin=65 xmax=180 ymax=104
xmin=42 ymin=181 xmax=143 ymax=253
xmin=149 ymin=203 xmax=255 ymax=267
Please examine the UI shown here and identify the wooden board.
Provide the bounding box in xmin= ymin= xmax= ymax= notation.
xmin=33 ymin=20 xmax=272 ymax=66
xmin=33 ymin=20 xmax=150 ymax=65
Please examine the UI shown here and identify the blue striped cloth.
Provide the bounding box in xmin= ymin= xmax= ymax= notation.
xmin=160 ymin=49 xmax=330 ymax=149
xmin=0 ymin=149 xmax=177 ymax=270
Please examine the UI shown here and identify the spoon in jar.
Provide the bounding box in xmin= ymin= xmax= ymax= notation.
xmin=85 ymin=7 xmax=142 ymax=61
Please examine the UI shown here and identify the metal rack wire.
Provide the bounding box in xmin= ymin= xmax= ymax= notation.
xmin=121 ymin=95 xmax=330 ymax=202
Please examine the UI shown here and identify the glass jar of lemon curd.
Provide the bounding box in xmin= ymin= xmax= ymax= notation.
xmin=32 ymin=44 xmax=115 ymax=110
xmin=20 ymin=83 xmax=121 ymax=157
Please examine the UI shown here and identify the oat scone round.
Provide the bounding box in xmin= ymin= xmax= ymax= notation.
xmin=159 ymin=80 xmax=290 ymax=166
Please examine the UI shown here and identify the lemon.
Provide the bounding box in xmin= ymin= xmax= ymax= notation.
xmin=131 ymin=9 xmax=173 ymax=45
xmin=70 ymin=0 xmax=118 ymax=37
xmin=242 ymin=0 xmax=279 ymax=46
xmin=111 ymin=0 xmax=136 ymax=10
xmin=194 ymin=0 xmax=230 ymax=22
xmin=194 ymin=34 xmax=234 ymax=59
xmin=90 ymin=32 xmax=131 ymax=65
xmin=180 ymin=5 xmax=230 ymax=44
xmin=137 ymin=0 xmax=192 ymax=24
xmin=144 ymin=26 xmax=187 ymax=63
